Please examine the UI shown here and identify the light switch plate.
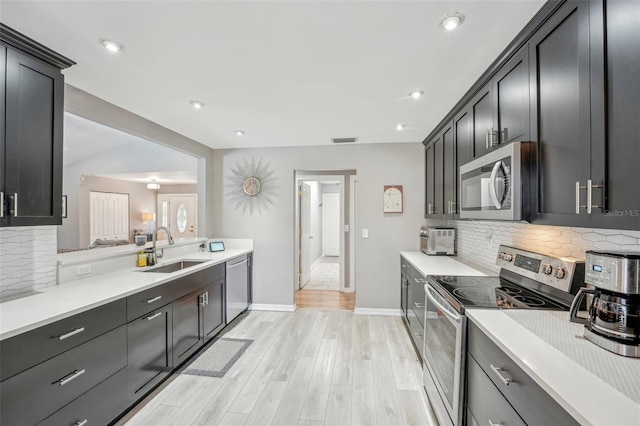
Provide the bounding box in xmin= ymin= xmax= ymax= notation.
xmin=362 ymin=229 xmax=369 ymax=238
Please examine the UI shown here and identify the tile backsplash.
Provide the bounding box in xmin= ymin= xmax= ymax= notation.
xmin=449 ymin=220 xmax=640 ymax=272
xmin=0 ymin=226 xmax=58 ymax=300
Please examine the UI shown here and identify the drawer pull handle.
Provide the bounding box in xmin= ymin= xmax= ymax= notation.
xmin=488 ymin=419 xmax=500 ymax=426
xmin=75 ymin=420 xmax=88 ymax=426
xmin=414 ymin=303 xmax=424 ymax=309
xmin=414 ymin=332 xmax=423 ymax=338
xmin=490 ymin=364 xmax=514 ymax=386
xmin=146 ymin=295 xmax=162 ymax=304
xmin=56 ymin=369 xmax=86 ymax=386
xmin=146 ymin=312 xmax=162 ymax=321
xmin=58 ymin=327 xmax=85 ymax=340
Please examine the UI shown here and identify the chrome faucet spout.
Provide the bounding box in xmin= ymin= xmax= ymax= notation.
xmin=152 ymin=226 xmax=175 ymax=262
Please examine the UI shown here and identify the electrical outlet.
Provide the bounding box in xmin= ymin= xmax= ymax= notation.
xmin=76 ymin=264 xmax=92 ymax=276
xmin=362 ymin=229 xmax=369 ymax=238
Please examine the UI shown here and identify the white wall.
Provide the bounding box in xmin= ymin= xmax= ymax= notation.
xmin=212 ymin=143 xmax=425 ymax=309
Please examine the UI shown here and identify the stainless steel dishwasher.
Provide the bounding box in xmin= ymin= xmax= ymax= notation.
xmin=226 ymin=255 xmax=248 ymax=323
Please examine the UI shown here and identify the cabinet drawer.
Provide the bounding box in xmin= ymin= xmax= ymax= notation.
xmin=466 ymin=355 xmax=525 ymax=426
xmin=37 ymin=368 xmax=131 ymax=426
xmin=0 ymin=325 xmax=127 ymax=426
xmin=127 ymin=282 xmax=175 ymax=321
xmin=467 ymin=322 xmax=579 ymax=425
xmin=0 ymin=299 xmax=126 ymax=381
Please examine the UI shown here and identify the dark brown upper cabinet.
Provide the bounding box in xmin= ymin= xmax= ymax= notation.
xmin=0 ymin=25 xmax=74 ymax=227
xmin=425 ymin=121 xmax=455 ymax=219
xmin=528 ymin=0 xmax=592 ymax=227
xmin=588 ymin=0 xmax=640 ymax=230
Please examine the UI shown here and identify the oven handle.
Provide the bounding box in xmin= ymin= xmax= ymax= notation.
xmin=489 ymin=160 xmax=503 ymax=210
xmin=426 ymin=286 xmax=460 ymax=323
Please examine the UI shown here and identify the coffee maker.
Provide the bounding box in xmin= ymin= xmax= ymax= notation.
xmin=570 ymin=250 xmax=640 ymax=358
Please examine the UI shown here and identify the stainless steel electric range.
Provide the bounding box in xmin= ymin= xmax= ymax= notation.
xmin=422 ymin=245 xmax=585 ymax=426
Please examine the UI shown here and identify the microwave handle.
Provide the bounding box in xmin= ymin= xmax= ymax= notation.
xmin=489 ymin=160 xmax=503 ymax=210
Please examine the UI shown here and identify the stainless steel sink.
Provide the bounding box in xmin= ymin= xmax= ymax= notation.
xmin=141 ymin=260 xmax=206 ymax=273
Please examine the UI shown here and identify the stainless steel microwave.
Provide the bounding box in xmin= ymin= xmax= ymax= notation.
xmin=459 ymin=141 xmax=534 ymax=221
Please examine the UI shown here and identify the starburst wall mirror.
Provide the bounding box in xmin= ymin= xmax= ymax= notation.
xmin=225 ymin=157 xmax=278 ymax=215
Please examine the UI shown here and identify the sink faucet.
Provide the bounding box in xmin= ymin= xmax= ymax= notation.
xmin=153 ymin=226 xmax=175 ymax=262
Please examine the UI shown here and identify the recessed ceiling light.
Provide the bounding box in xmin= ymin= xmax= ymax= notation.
xmin=100 ymin=39 xmax=124 ymax=53
xmin=396 ymin=124 xmax=406 ymax=131
xmin=235 ymin=130 xmax=245 ymax=136
xmin=410 ymin=90 xmax=424 ymax=100
xmin=189 ymin=100 xmax=205 ymax=110
xmin=440 ymin=13 xmax=465 ymax=31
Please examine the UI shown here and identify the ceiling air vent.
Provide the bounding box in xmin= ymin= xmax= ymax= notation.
xmin=332 ymin=137 xmax=357 ymax=144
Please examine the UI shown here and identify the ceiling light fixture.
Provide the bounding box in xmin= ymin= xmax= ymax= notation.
xmin=189 ymin=100 xmax=205 ymax=110
xmin=440 ymin=13 xmax=465 ymax=31
xmin=147 ymin=180 xmax=160 ymax=190
xmin=235 ymin=130 xmax=245 ymax=136
xmin=100 ymin=39 xmax=125 ymax=53
xmin=396 ymin=124 xmax=406 ymax=131
xmin=410 ymin=90 xmax=424 ymax=100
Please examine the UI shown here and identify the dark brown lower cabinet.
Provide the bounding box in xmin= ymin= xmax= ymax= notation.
xmin=202 ymin=278 xmax=225 ymax=338
xmin=173 ymin=290 xmax=204 ymax=367
xmin=127 ymin=303 xmax=173 ymax=399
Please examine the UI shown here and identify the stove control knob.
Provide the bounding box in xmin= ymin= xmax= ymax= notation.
xmin=542 ymin=264 xmax=553 ymax=275
xmin=554 ymin=267 xmax=566 ymax=279
xmin=503 ymin=254 xmax=513 ymax=262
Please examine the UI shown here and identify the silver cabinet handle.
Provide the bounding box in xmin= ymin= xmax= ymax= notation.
xmin=414 ymin=302 xmax=424 ymax=309
xmin=146 ymin=312 xmax=162 ymax=321
xmin=486 ymin=129 xmax=490 ymax=149
xmin=75 ymin=420 xmax=88 ymax=426
xmin=205 ymin=291 xmax=209 ymax=305
xmin=56 ymin=369 xmax=86 ymax=386
xmin=490 ymin=364 xmax=514 ymax=386
xmin=13 ymin=193 xmax=18 ymax=217
xmin=414 ymin=332 xmax=423 ymax=339
xmin=427 ymin=203 xmax=432 ymax=214
xmin=488 ymin=419 xmax=500 ymax=426
xmin=587 ymin=179 xmax=592 ymax=214
xmin=500 ymin=128 xmax=507 ymax=144
xmin=0 ymin=192 xmax=3 ymax=218
xmin=146 ymin=295 xmax=162 ymax=304
xmin=200 ymin=293 xmax=206 ymax=307
xmin=58 ymin=327 xmax=85 ymax=340
xmin=575 ymin=182 xmax=581 ymax=214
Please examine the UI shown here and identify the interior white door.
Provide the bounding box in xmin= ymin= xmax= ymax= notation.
xmin=169 ymin=195 xmax=198 ymax=237
xmin=89 ymin=191 xmax=129 ymax=244
xmin=323 ymin=193 xmax=340 ymax=256
xmin=299 ymin=183 xmax=311 ymax=288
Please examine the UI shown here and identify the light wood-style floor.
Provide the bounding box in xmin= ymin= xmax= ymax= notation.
xmin=121 ymin=310 xmax=436 ymax=426
xmin=295 ymin=289 xmax=355 ymax=311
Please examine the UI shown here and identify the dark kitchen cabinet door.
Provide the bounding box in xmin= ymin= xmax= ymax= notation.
xmin=127 ymin=303 xmax=173 ymax=399
xmin=454 ymin=107 xmax=473 ymax=217
xmin=529 ymin=0 xmax=592 ymax=227
xmin=590 ymin=0 xmax=640 ymax=230
xmin=0 ymin=45 xmax=5 ymax=225
xmin=470 ymin=82 xmax=495 ymax=157
xmin=172 ymin=290 xmax=203 ymax=367
xmin=442 ymin=122 xmax=456 ymax=218
xmin=2 ymin=45 xmax=64 ymax=226
xmin=202 ymin=278 xmax=225 ymax=339
xmin=425 ymin=141 xmax=436 ymax=217
xmin=493 ymin=45 xmax=530 ymax=145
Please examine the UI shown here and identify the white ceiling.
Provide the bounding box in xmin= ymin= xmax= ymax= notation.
xmin=2 ymin=0 xmax=545 ymax=149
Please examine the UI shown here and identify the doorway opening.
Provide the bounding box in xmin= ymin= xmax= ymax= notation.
xmin=294 ymin=171 xmax=356 ymax=311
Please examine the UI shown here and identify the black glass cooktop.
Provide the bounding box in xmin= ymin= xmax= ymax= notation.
xmin=428 ymin=275 xmax=568 ymax=311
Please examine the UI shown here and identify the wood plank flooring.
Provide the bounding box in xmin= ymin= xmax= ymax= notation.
xmin=120 ymin=310 xmax=436 ymax=426
xmin=295 ymin=290 xmax=356 ymax=311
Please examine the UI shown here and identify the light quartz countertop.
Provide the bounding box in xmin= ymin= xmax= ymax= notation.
xmin=467 ymin=309 xmax=640 ymax=426
xmin=400 ymin=251 xmax=495 ymax=277
xmin=0 ymin=249 xmax=252 ymax=341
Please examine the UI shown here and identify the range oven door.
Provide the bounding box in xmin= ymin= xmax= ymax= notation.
xmin=423 ymin=283 xmax=465 ymax=426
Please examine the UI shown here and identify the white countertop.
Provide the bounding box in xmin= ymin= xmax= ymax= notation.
xmin=0 ymin=249 xmax=251 ymax=341
xmin=400 ymin=251 xmax=494 ymax=277
xmin=467 ymin=309 xmax=640 ymax=426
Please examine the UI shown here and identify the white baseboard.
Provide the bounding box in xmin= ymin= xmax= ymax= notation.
xmin=354 ymin=308 xmax=402 ymax=316
xmin=249 ymin=303 xmax=296 ymax=312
